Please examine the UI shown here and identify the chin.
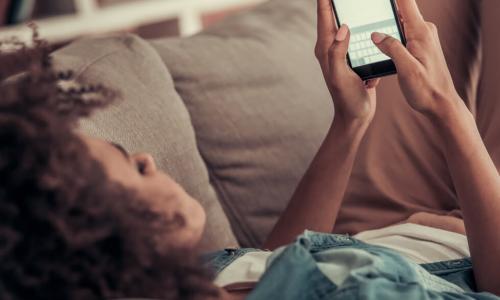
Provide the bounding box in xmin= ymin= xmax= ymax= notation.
xmin=190 ymin=212 xmax=207 ymax=249
xmin=176 ymin=212 xmax=206 ymax=251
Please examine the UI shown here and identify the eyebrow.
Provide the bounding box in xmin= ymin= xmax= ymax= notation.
xmin=110 ymin=142 xmax=130 ymax=161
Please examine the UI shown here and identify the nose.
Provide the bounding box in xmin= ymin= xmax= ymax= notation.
xmin=132 ymin=153 xmax=157 ymax=175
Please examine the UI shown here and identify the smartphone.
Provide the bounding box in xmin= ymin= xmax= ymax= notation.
xmin=331 ymin=0 xmax=406 ymax=80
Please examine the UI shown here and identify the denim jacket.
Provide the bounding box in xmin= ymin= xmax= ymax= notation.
xmin=205 ymin=231 xmax=500 ymax=300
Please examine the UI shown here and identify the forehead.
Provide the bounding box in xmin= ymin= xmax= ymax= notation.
xmin=79 ymin=134 xmax=111 ymax=152
xmin=79 ymin=134 xmax=125 ymax=162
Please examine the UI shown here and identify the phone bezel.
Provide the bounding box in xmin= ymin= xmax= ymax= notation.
xmin=330 ymin=0 xmax=407 ymax=80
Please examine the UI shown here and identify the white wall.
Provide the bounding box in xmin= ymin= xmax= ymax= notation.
xmin=0 ymin=0 xmax=266 ymax=43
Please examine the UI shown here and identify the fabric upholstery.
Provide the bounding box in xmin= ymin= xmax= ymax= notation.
xmin=151 ymin=0 xmax=333 ymax=247
xmin=151 ymin=0 xmax=481 ymax=247
xmin=52 ymin=34 xmax=238 ymax=251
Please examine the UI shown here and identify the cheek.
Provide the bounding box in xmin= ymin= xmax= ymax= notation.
xmin=174 ymin=195 xmax=206 ymax=249
xmin=183 ymin=196 xmax=206 ymax=235
xmin=140 ymin=176 xmax=206 ymax=248
xmin=155 ymin=199 xmax=206 ymax=251
xmin=98 ymin=157 xmax=142 ymax=188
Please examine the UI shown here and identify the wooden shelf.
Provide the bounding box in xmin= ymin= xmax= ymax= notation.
xmin=0 ymin=0 xmax=266 ymax=43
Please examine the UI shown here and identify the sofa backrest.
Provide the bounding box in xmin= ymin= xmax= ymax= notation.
xmin=53 ymin=0 xmax=482 ymax=249
xmin=53 ymin=34 xmax=238 ymax=252
xmin=150 ymin=0 xmax=333 ymax=247
xmin=150 ymin=0 xmax=481 ymax=247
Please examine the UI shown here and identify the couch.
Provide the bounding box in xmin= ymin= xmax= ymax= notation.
xmin=53 ymin=0 xmax=488 ymax=252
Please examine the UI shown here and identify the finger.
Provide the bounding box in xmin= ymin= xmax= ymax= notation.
xmin=372 ymin=32 xmax=419 ymax=74
xmin=328 ymin=24 xmax=351 ymax=75
xmin=396 ymin=0 xmax=425 ymax=27
xmin=365 ymin=78 xmax=381 ymax=89
xmin=316 ymin=0 xmax=337 ymax=56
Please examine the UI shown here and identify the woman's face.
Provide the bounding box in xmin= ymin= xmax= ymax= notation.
xmin=80 ymin=134 xmax=206 ymax=251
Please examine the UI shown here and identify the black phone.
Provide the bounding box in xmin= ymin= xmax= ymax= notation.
xmin=331 ymin=0 xmax=406 ymax=80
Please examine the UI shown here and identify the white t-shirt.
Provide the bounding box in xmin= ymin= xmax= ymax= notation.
xmin=214 ymin=223 xmax=470 ymax=288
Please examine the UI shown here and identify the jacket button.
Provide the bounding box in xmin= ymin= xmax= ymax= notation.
xmin=224 ymin=248 xmax=238 ymax=255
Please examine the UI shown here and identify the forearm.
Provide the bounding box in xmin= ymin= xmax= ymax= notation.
xmin=263 ymin=117 xmax=369 ymax=250
xmin=434 ymin=100 xmax=500 ymax=295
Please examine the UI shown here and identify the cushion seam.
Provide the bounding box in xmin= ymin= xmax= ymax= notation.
xmin=70 ymin=48 xmax=124 ymax=80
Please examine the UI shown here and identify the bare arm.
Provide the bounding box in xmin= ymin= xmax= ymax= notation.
xmin=263 ymin=0 xmax=380 ymax=250
xmin=373 ymin=0 xmax=500 ymax=294
xmin=263 ymin=0 xmax=379 ymax=249
xmin=263 ymin=118 xmax=369 ymax=250
xmin=434 ymin=102 xmax=500 ymax=295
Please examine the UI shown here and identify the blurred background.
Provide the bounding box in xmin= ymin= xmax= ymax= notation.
xmin=0 ymin=0 xmax=267 ymax=44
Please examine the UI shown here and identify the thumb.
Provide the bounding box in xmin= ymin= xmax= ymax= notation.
xmin=371 ymin=32 xmax=418 ymax=74
xmin=328 ymin=24 xmax=351 ymax=75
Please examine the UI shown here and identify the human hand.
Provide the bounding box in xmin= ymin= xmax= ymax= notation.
xmin=372 ymin=0 xmax=462 ymax=120
xmin=315 ymin=0 xmax=380 ymax=125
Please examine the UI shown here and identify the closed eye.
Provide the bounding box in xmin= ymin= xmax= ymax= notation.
xmin=110 ymin=142 xmax=130 ymax=161
xmin=109 ymin=142 xmax=144 ymax=175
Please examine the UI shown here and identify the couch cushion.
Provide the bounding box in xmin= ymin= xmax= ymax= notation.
xmin=151 ymin=0 xmax=481 ymax=247
xmin=151 ymin=0 xmax=333 ymax=247
xmin=53 ymin=34 xmax=238 ymax=251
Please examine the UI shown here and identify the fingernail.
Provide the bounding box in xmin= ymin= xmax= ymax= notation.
xmin=371 ymin=32 xmax=387 ymax=44
xmin=335 ymin=24 xmax=349 ymax=42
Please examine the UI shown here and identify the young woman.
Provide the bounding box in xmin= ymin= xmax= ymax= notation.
xmin=1 ymin=0 xmax=499 ymax=299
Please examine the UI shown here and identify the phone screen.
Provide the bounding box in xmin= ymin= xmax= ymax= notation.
xmin=332 ymin=0 xmax=402 ymax=68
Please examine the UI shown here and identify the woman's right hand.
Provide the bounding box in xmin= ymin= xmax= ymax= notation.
xmin=316 ymin=0 xmax=380 ymax=126
xmin=372 ymin=0 xmax=463 ymax=120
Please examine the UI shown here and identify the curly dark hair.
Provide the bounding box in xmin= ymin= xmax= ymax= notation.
xmin=0 ymin=32 xmax=218 ymax=300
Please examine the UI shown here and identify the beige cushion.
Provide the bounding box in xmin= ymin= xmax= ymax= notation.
xmin=53 ymin=34 xmax=238 ymax=251
xmin=151 ymin=0 xmax=333 ymax=247
xmin=151 ymin=0 xmax=481 ymax=247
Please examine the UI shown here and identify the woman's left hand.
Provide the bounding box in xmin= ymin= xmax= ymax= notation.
xmin=315 ymin=0 xmax=379 ymax=125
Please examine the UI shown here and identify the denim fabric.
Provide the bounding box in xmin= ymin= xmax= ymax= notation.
xmin=202 ymin=247 xmax=263 ymax=276
xmin=421 ymin=258 xmax=477 ymax=293
xmin=206 ymin=231 xmax=500 ymax=299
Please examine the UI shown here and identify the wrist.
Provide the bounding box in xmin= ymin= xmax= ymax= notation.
xmin=428 ymin=96 xmax=476 ymax=139
xmin=330 ymin=114 xmax=371 ymax=138
xmin=426 ymin=93 xmax=468 ymax=126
